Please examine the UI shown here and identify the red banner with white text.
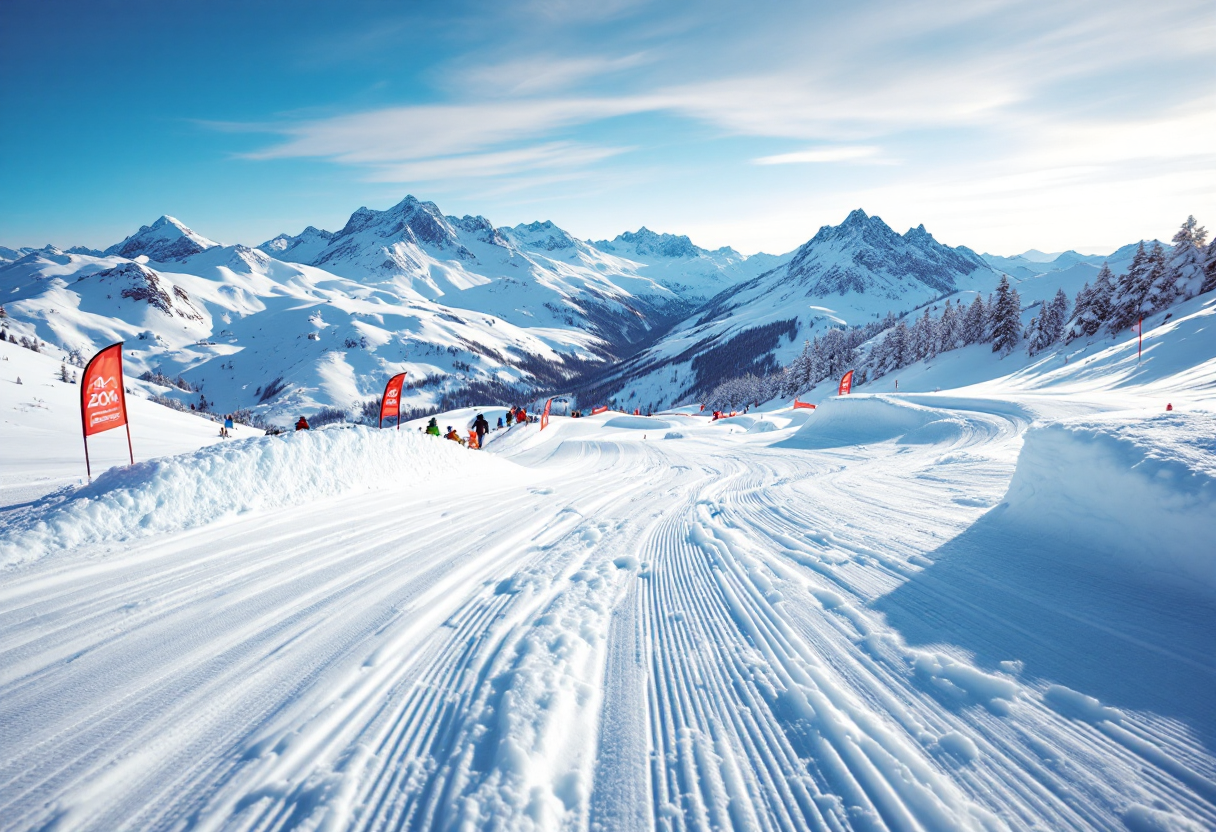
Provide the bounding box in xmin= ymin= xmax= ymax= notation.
xmin=838 ymin=370 xmax=854 ymax=396
xmin=379 ymin=372 xmax=407 ymax=428
xmin=541 ymin=397 xmax=553 ymax=430
xmin=591 ymin=405 xmax=609 ymax=415
xmin=82 ymin=343 xmax=129 ymax=436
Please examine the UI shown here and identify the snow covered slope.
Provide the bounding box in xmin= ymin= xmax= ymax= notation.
xmin=1 ymin=323 xmax=1212 ymax=830
xmin=0 ymin=232 xmax=612 ymax=425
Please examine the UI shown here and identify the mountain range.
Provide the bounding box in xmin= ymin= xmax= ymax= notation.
xmin=0 ymin=197 xmax=1159 ymax=421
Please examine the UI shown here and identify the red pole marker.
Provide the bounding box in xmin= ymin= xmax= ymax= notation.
xmin=379 ymin=372 xmax=407 ymax=429
xmin=540 ymin=397 xmax=553 ymax=430
xmin=80 ymin=342 xmax=133 ymax=482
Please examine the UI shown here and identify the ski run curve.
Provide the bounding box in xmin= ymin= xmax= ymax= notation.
xmin=1 ymin=397 xmax=1214 ymax=832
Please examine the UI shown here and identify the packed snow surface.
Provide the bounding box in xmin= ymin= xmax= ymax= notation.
xmin=1 ymin=346 xmax=1214 ymax=830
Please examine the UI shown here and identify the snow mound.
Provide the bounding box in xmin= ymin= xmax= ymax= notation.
xmin=1 ymin=427 xmax=505 ymax=567
xmin=746 ymin=419 xmax=779 ymax=433
xmin=781 ymin=396 xmax=944 ymax=449
xmin=1000 ymin=411 xmax=1216 ymax=596
xmin=898 ymin=417 xmax=968 ymax=445
xmin=602 ymin=415 xmax=671 ymax=430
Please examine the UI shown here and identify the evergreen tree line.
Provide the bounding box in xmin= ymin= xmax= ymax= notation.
xmin=702 ymin=317 xmax=892 ymax=410
xmin=1067 ymin=216 xmax=1214 ymax=342
xmin=848 ymin=215 xmax=1216 ymax=387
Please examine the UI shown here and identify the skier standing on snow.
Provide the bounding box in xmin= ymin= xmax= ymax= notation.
xmin=473 ymin=413 xmax=489 ymax=448
xmin=426 ymin=417 xmax=440 ymax=436
xmin=295 ymin=415 xmax=310 ymax=431
xmin=505 ymin=409 xmax=514 ymax=427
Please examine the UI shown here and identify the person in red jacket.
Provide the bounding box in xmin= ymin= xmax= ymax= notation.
xmin=516 ymin=407 xmax=527 ymax=425
xmin=295 ymin=416 xmax=310 ymax=431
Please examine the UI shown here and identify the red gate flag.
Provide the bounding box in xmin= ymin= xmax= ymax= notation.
xmin=80 ymin=342 xmax=133 ymax=481
xmin=379 ymin=372 xmax=407 ymax=429
xmin=838 ymin=370 xmax=854 ymax=396
xmin=540 ymin=397 xmax=553 ymax=430
xmin=591 ymin=405 xmax=608 ymax=415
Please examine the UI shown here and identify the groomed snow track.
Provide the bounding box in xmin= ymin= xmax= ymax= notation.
xmin=1 ymin=401 xmax=1214 ymax=832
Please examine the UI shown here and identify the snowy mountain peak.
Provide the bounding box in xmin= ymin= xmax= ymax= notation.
xmin=312 ymin=195 xmax=504 ymax=271
xmin=502 ymin=220 xmax=578 ymax=252
xmin=595 ymin=227 xmax=715 ymax=259
xmin=104 ymin=215 xmax=220 ymax=263
xmin=785 ymin=209 xmax=993 ymax=300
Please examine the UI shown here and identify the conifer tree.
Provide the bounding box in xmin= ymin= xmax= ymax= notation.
xmin=961 ymin=295 xmax=987 ymax=345
xmin=1025 ymin=314 xmax=1044 ymax=356
xmin=892 ymin=320 xmax=910 ymax=368
xmin=1203 ymin=238 xmax=1216 ymax=295
xmin=910 ymin=308 xmax=935 ymax=362
xmin=1110 ymin=242 xmax=1153 ymax=333
xmin=1067 ymin=282 xmax=1091 ymax=342
xmin=1089 ymin=264 xmax=1115 ymax=329
xmin=937 ymin=299 xmax=958 ymax=352
xmin=1166 ymin=215 xmax=1208 ymax=299
xmin=1145 ymin=242 xmax=1173 ymax=313
xmin=990 ymin=275 xmax=1022 ymax=355
xmin=1045 ymin=288 xmax=1070 ymax=346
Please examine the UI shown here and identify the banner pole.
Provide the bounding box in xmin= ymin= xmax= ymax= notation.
xmin=125 ymin=422 xmax=134 ymax=466
xmin=83 ymin=434 xmax=92 ymax=484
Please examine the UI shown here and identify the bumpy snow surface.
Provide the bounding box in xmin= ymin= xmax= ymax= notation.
xmin=1 ymin=393 xmax=1214 ymax=829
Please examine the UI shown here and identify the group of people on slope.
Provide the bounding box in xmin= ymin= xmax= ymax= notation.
xmin=424 ymin=411 xmax=492 ymax=449
xmin=419 ymin=405 xmax=545 ymax=450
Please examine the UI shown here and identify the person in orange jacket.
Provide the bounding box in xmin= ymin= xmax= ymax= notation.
xmin=295 ymin=416 xmax=310 ymax=431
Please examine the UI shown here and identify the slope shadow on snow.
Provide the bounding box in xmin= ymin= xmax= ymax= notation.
xmin=873 ymin=505 xmax=1216 ymax=752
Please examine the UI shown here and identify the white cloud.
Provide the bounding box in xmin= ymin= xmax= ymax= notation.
xmin=753 ymin=146 xmax=881 ymax=165
xmin=364 ymin=142 xmax=630 ymax=182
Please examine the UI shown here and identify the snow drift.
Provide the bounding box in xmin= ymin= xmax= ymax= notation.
xmin=780 ymin=395 xmax=957 ymax=449
xmin=602 ymin=415 xmax=671 ymax=430
xmin=1 ymin=426 xmax=510 ymax=566
xmin=999 ymin=411 xmax=1216 ymax=596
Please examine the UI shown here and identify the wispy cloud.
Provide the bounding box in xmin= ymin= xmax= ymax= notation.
xmin=364 ymin=142 xmax=631 ymax=182
xmin=442 ymin=53 xmax=653 ymax=97
xmin=752 ymin=146 xmax=882 ymax=165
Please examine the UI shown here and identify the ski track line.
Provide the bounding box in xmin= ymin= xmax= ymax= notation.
xmin=1 ymin=402 xmax=1214 ymax=831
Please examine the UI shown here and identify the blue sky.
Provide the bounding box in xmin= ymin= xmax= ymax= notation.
xmin=2 ymin=0 xmax=1213 ymax=255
